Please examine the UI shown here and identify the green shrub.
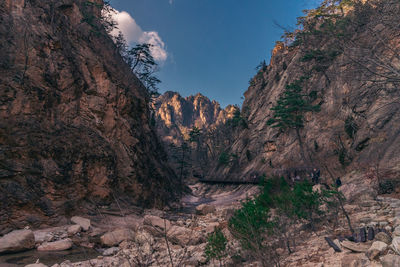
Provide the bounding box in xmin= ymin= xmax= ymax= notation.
xmin=291 ymin=181 xmax=323 ymax=229
xmin=338 ymin=148 xmax=348 ymax=166
xmin=229 ymin=198 xmax=272 ymax=251
xmin=205 ymin=228 xmax=228 ymax=265
xmin=229 ymin=110 xmax=248 ymax=129
xmin=379 ymin=180 xmax=395 ymax=195
xmin=229 ymin=177 xmax=334 ymax=265
xmin=344 ymin=116 xmax=358 ymax=139
xmin=218 ymin=152 xmax=230 ymax=165
xmin=267 ymin=78 xmax=321 ymax=131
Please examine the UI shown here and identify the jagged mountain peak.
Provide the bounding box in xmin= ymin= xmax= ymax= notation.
xmin=153 ymin=91 xmax=237 ymax=145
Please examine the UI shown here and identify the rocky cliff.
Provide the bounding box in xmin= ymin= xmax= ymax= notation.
xmin=0 ymin=0 xmax=182 ymax=234
xmin=153 ymin=91 xmax=237 ymax=145
xmin=212 ymin=0 xmax=400 ymax=196
xmin=153 ymin=92 xmax=239 ymax=179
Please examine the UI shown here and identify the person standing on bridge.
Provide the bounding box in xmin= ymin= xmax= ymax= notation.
xmin=312 ymin=168 xmax=320 ymax=184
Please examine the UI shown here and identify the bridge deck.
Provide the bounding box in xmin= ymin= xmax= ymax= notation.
xmin=198 ymin=179 xmax=259 ymax=185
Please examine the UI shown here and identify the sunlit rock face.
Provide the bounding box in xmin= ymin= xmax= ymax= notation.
xmin=153 ymin=91 xmax=237 ymax=145
xmin=209 ymin=0 xmax=400 ymax=190
xmin=0 ymin=0 xmax=182 ymax=234
xmin=153 ymin=91 xmax=238 ymax=178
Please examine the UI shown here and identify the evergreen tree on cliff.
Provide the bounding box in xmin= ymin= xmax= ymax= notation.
xmin=267 ymin=78 xmax=320 ymax=163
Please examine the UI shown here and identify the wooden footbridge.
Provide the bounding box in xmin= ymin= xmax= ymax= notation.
xmin=198 ymin=178 xmax=260 ymax=185
xmin=198 ymin=166 xmax=320 ymax=185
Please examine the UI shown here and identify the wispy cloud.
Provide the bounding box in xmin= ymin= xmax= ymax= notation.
xmin=108 ymin=9 xmax=168 ymax=63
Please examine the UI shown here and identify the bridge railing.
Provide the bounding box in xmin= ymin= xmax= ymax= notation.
xmin=198 ymin=166 xmax=321 ymax=185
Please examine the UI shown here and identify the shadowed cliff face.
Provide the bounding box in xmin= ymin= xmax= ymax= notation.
xmin=211 ymin=0 xmax=400 ymax=193
xmin=0 ymin=0 xmax=182 ymax=234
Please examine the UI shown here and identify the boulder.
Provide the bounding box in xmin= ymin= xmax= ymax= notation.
xmin=100 ymin=228 xmax=134 ymax=247
xmin=0 ymin=229 xmax=35 ymax=254
xmin=341 ymin=254 xmax=370 ymax=267
xmin=25 ymin=264 xmax=48 ymax=267
xmin=195 ymin=204 xmax=216 ymax=215
xmin=392 ymin=217 xmax=400 ymax=227
xmin=375 ymin=232 xmax=391 ymax=244
xmin=37 ymin=239 xmax=73 ymax=251
xmin=341 ymin=240 xmax=370 ymax=253
xmin=143 ymin=215 xmax=170 ymax=230
xmin=33 ymin=230 xmax=54 ymax=244
xmin=102 ymin=247 xmax=119 ymax=256
xmin=183 ymin=244 xmax=208 ymax=265
xmin=312 ymin=184 xmax=322 ymax=193
xmin=71 ymin=217 xmax=91 ymax=231
xmin=205 ymin=222 xmax=220 ymax=234
xmin=379 ymin=221 xmax=388 ymax=228
xmin=135 ymin=230 xmax=154 ymax=246
xmin=391 ymin=236 xmax=400 ymax=254
xmin=67 ymin=225 xmax=82 ymax=236
xmin=381 ymin=254 xmax=400 ymax=267
xmin=223 ymin=208 xmax=235 ymax=220
xmin=393 ymin=226 xmax=400 ymax=237
xmin=339 ymin=181 xmax=376 ymax=203
xmin=366 ymin=241 xmax=387 ymax=260
xmin=167 ymin=226 xmax=205 ymax=246
xmin=143 ymin=215 xmax=171 ymax=237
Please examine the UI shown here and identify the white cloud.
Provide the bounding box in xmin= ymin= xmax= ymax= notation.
xmin=109 ymin=9 xmax=168 ymax=63
xmin=139 ymin=32 xmax=168 ymax=62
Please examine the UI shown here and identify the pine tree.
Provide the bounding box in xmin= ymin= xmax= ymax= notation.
xmin=112 ymin=34 xmax=161 ymax=95
xmin=189 ymin=126 xmax=201 ymax=143
xmin=169 ymin=142 xmax=191 ymax=181
xmin=267 ymin=78 xmax=320 ymax=163
xmin=127 ymin=44 xmax=161 ymax=95
xmin=205 ymin=228 xmax=228 ymax=267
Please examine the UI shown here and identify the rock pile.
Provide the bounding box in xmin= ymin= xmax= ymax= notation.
xmin=0 ymin=217 xmax=92 ymax=257
xmin=282 ymin=196 xmax=400 ymax=267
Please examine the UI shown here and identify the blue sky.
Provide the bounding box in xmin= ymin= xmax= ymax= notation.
xmin=108 ymin=0 xmax=321 ymax=107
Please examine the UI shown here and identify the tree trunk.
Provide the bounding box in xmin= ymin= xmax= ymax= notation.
xmin=295 ymin=127 xmax=308 ymax=164
xmin=323 ymin=164 xmax=355 ymax=234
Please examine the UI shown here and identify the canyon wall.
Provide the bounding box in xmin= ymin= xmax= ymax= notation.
xmin=210 ymin=0 xmax=400 ymax=196
xmin=0 ymin=0 xmax=182 ymax=234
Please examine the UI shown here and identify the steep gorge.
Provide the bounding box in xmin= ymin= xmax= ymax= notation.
xmin=1 ymin=0 xmax=400 ymax=266
xmin=209 ymin=0 xmax=400 ymax=199
xmin=153 ymin=91 xmax=238 ymax=178
xmin=0 ymin=0 xmax=183 ymax=234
